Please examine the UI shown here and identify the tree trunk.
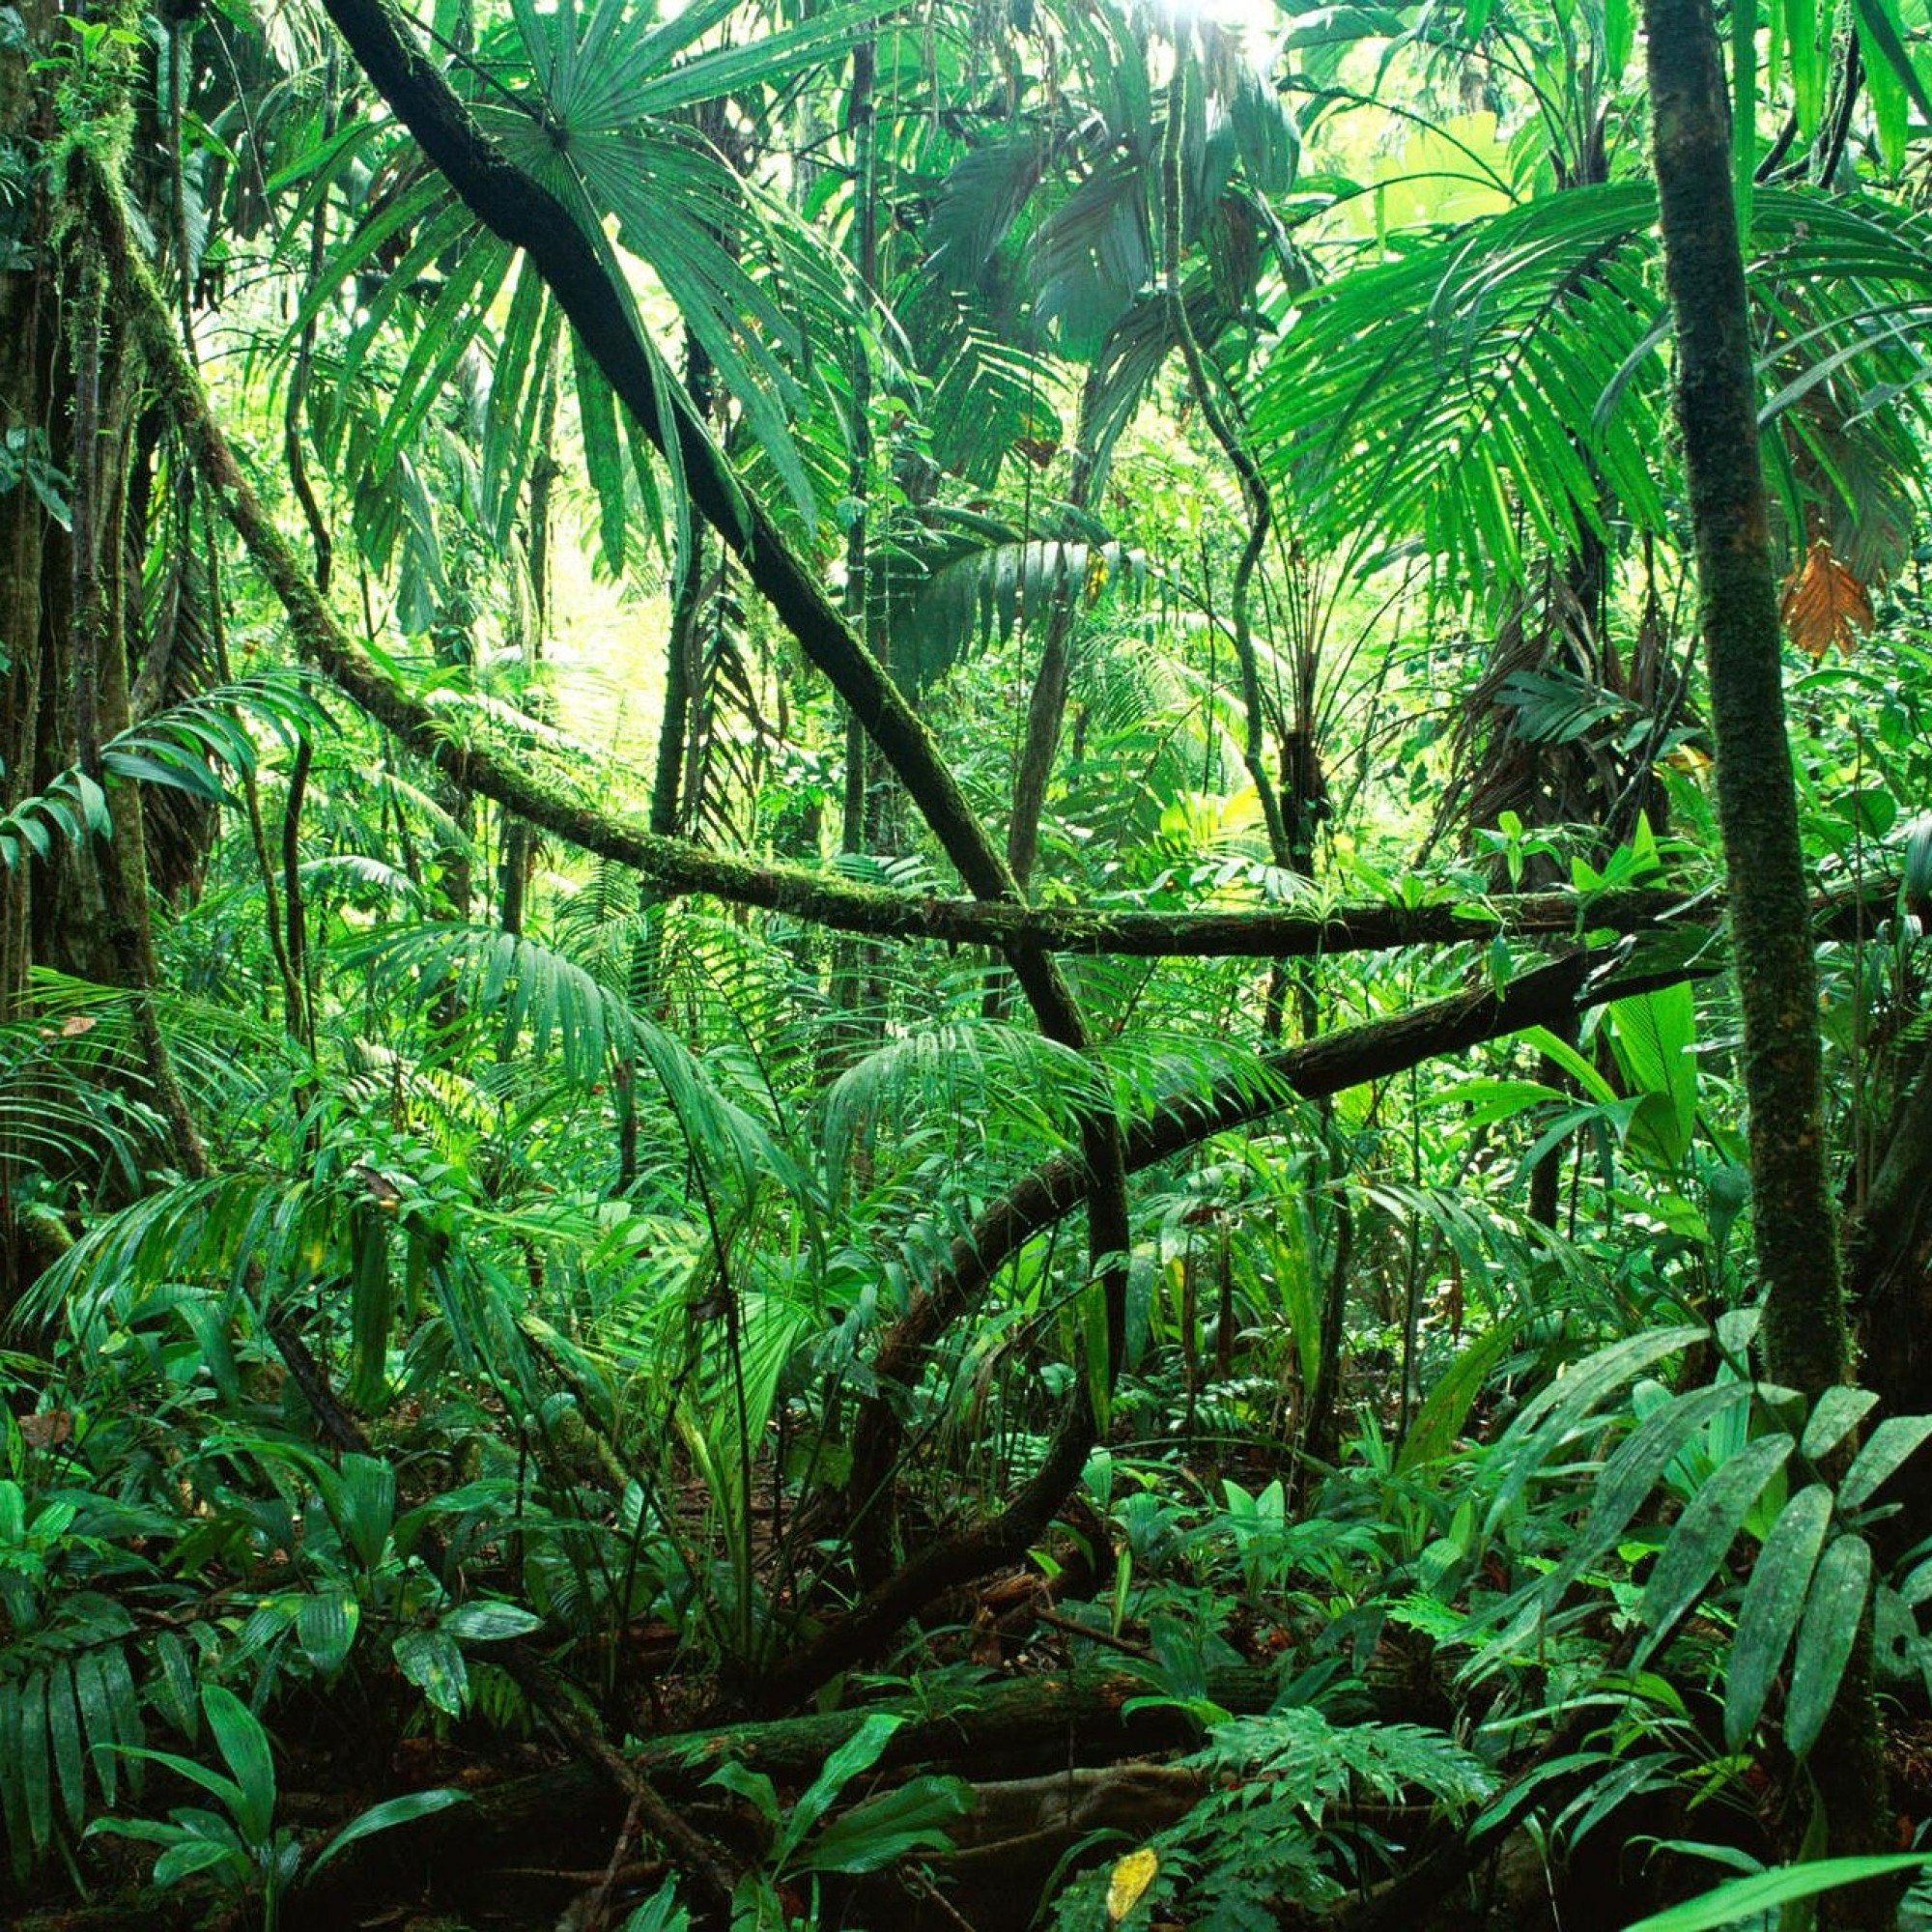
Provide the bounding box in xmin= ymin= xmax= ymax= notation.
xmin=1643 ymin=0 xmax=1888 ymax=1899
xmin=0 ymin=0 xmax=57 ymax=1024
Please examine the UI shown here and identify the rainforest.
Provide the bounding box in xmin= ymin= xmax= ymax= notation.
xmin=4 ymin=0 xmax=1932 ymax=1924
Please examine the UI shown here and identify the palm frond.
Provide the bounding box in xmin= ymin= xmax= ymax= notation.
xmin=1251 ymin=185 xmax=1932 ymax=585
xmin=339 ymin=923 xmax=810 ymax=1206
xmin=886 ymin=526 xmax=1146 ymax=692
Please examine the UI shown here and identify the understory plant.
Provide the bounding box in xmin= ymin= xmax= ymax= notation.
xmin=87 ymin=1683 xmax=463 ymax=1931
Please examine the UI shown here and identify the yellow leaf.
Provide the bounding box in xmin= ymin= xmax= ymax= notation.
xmin=1107 ymin=1847 xmax=1159 ymax=1922
xmin=1780 ymin=539 xmax=1874 ymax=659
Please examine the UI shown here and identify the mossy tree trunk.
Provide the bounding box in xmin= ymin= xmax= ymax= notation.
xmin=1643 ymin=0 xmax=1888 ymax=1900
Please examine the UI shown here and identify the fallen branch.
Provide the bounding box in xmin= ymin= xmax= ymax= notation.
xmin=88 ymin=171 xmax=1908 ymax=974
xmin=798 ymin=950 xmax=1710 ymax=1706
xmin=409 ymin=1665 xmax=1282 ymax=1861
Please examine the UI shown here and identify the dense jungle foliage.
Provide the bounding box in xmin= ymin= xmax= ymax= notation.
xmin=6 ymin=0 xmax=1932 ymax=1923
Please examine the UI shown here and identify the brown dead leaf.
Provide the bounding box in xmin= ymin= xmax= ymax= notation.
xmin=18 ymin=1409 xmax=73 ymax=1448
xmin=1781 ymin=539 xmax=1874 ymax=659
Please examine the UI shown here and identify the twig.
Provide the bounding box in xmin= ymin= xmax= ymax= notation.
xmin=498 ymin=1648 xmax=740 ymax=1920
xmin=1032 ymin=1608 xmax=1151 ymax=1660
xmin=579 ymin=1789 xmax=644 ymax=1932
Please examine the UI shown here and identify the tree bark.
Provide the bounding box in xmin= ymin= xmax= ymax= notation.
xmin=1644 ymin=0 xmax=1887 ymax=1896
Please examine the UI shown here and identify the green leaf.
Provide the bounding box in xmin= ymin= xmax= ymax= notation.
xmin=1398 ymin=1321 xmax=1520 ymax=1472
xmin=151 ymin=1835 xmax=247 ymax=1887
xmin=44 ymin=1662 xmax=86 ymax=1831
xmin=1605 ymin=983 xmax=1698 ymax=1168
xmin=1603 ymin=0 xmax=1634 ymax=79
xmin=1801 ymin=1386 xmax=1878 ymax=1463
xmin=1732 ymin=0 xmax=1756 ymax=242
xmin=309 ymin=1788 xmax=468 ymax=1875
xmin=335 ymin=1456 xmax=397 ymax=1574
xmin=1467 ymin=1380 xmax=1754 ymax=1672
xmin=1582 ymin=1381 xmax=1753 ymax=1572
xmin=803 ymin=1775 xmax=972 ymax=1874
xmin=1485 ymin=1325 xmax=1706 ymax=1533
xmin=71 ymin=1648 xmax=126 ymax=1808
xmin=779 ymin=1713 xmax=901 ymax=1863
xmin=100 ymin=1744 xmax=243 ymax=1817
xmin=202 ymin=1685 xmax=276 ymax=1846
xmin=151 ymin=1632 xmax=198 ymax=1743
xmin=1851 ymin=0 xmax=1932 ymax=169
xmin=348 ymin=1204 xmax=393 ymax=1413
xmin=1513 ymin=1324 xmax=1709 ymax=1439
xmin=297 ymin=1590 xmax=359 ymax=1678
xmin=0 ymin=1680 xmax=30 ymax=1876
xmin=1637 ymin=1433 xmax=1793 ymax=1661
xmin=1837 ymin=1414 xmax=1932 ymax=1511
xmin=1784 ymin=1534 xmax=1874 ymax=1762
xmin=1782 ymin=0 xmax=1825 ymax=135
xmin=100 ymin=748 xmax=230 ymax=802
xmin=393 ymin=1630 xmax=469 ymax=1718
xmin=1624 ymin=1854 xmax=1932 ymax=1931
xmin=17 ymin=1671 xmax=50 ymax=1857
xmin=573 ymin=341 xmax=630 ymax=575
xmin=704 ymin=1760 xmax=781 ymax=1829
xmin=1723 ymin=1482 xmax=1833 ymax=1750
xmin=440 ymin=1601 xmax=543 ymax=1643
xmin=1520 ymin=1025 xmax=1622 ymax=1105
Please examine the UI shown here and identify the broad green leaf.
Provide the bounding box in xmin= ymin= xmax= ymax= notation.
xmin=1732 ymin=0 xmax=1756 ymax=242
xmin=1784 ymin=1534 xmax=1874 ymax=1761
xmin=1605 ymin=982 xmax=1697 ymax=1168
xmin=1623 ymin=1855 xmax=1932 ymax=1931
xmin=309 ymin=1788 xmax=468 ymax=1874
xmin=17 ymin=1671 xmax=50 ymax=1856
xmin=0 ymin=1681 xmax=27 ymax=1875
xmin=1511 ymin=1324 xmax=1708 ymax=1438
xmin=803 ymin=1775 xmax=971 ymax=1874
xmin=1637 ymin=1433 xmax=1793 ymax=1660
xmin=1851 ymin=0 xmax=1932 ymax=171
xmin=780 ymin=1713 xmax=901 ymax=1861
xmin=1723 ymin=1482 xmax=1833 ymax=1750
xmin=573 ymin=340 xmax=630 ymax=575
xmin=1801 ymin=1386 xmax=1878 ymax=1463
xmin=337 ymin=1456 xmax=397 ymax=1574
xmin=1520 ymin=1025 xmax=1622 ymax=1105
xmin=202 ymin=1685 xmax=276 ymax=1845
xmin=1509 ymin=1381 xmax=1753 ymax=1643
xmin=348 ymin=1203 xmax=393 ymax=1413
xmin=101 ymin=1744 xmax=243 ymax=1816
xmin=1782 ymin=0 xmax=1825 ymax=135
xmin=704 ymin=1760 xmax=781 ymax=1829
xmin=1595 ymin=1379 xmax=1752 ymax=1533
xmin=297 ymin=1590 xmax=359 ymax=1677
xmin=151 ymin=1631 xmax=198 ymax=1742
xmin=1838 ymin=1414 xmax=1932 ymax=1510
xmin=1485 ymin=1325 xmax=1706 ymax=1533
xmin=1398 ymin=1321 xmax=1519 ymax=1472
xmin=394 ymin=1630 xmax=469 ymax=1718
xmin=152 ymin=1836 xmax=247 ymax=1886
xmin=44 ymin=1662 xmax=85 ymax=1830
xmin=1603 ymin=0 xmax=1634 ymax=77
xmin=71 ymin=1649 xmax=125 ymax=1807
xmin=441 ymin=1601 xmax=543 ymax=1643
